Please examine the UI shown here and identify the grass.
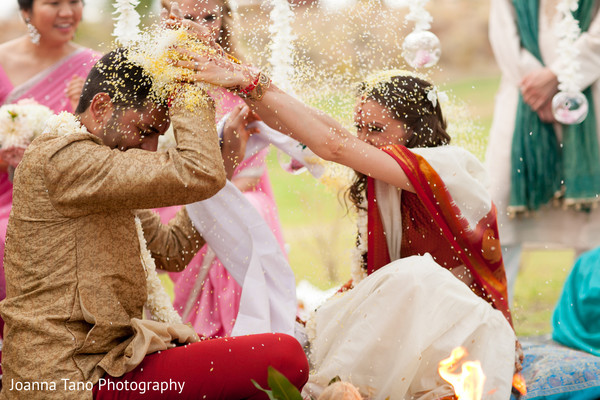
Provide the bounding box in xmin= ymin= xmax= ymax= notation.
xmin=267 ymin=152 xmax=355 ymax=289
xmin=512 ymin=248 xmax=574 ymax=336
xmin=267 ymin=73 xmax=573 ymax=337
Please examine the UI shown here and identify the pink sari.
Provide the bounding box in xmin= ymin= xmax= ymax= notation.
xmin=157 ymin=90 xmax=287 ymax=338
xmin=0 ymin=47 xmax=99 ymax=335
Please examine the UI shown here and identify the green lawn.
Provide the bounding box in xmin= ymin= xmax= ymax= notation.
xmin=267 ymin=74 xmax=573 ymax=336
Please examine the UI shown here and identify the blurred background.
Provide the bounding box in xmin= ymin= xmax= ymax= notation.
xmin=0 ymin=0 xmax=574 ymax=336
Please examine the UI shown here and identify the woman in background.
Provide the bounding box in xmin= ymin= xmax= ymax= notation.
xmin=159 ymin=0 xmax=287 ymax=338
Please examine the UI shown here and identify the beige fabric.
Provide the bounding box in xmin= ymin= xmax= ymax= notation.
xmin=304 ymin=255 xmax=515 ymax=400
xmin=0 ymin=101 xmax=225 ymax=399
xmin=123 ymin=319 xmax=200 ymax=373
xmin=486 ymin=0 xmax=600 ymax=248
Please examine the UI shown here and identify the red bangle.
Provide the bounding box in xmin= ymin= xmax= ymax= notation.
xmin=238 ymin=73 xmax=260 ymax=98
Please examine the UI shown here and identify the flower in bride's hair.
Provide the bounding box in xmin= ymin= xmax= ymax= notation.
xmin=0 ymin=100 xmax=54 ymax=149
xmin=425 ymin=85 xmax=447 ymax=108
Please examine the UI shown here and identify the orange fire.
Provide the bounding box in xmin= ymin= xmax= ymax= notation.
xmin=438 ymin=347 xmax=485 ymax=400
xmin=512 ymin=373 xmax=527 ymax=396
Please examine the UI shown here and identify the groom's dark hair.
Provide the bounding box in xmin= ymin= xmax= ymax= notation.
xmin=75 ymin=48 xmax=163 ymax=114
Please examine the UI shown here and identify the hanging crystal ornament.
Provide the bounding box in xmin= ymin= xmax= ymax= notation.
xmin=551 ymin=0 xmax=588 ymax=125
xmin=401 ymin=0 xmax=440 ymax=69
xmin=552 ymin=91 xmax=589 ymax=125
xmin=402 ymin=30 xmax=441 ymax=69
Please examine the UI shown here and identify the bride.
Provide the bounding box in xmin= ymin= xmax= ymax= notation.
xmin=171 ymin=16 xmax=519 ymax=400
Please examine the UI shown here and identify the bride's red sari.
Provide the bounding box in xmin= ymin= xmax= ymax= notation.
xmin=366 ymin=144 xmax=512 ymax=325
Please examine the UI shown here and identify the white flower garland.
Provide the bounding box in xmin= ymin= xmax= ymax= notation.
xmin=113 ymin=0 xmax=141 ymax=47
xmin=44 ymin=112 xmax=180 ymax=324
xmin=405 ymin=0 xmax=432 ymax=32
xmin=43 ymin=111 xmax=88 ymax=137
xmin=0 ymin=100 xmax=54 ymax=148
xmin=554 ymin=0 xmax=583 ymax=93
xmin=350 ymin=196 xmax=368 ymax=285
xmin=268 ymin=0 xmax=296 ymax=92
xmin=134 ymin=216 xmax=183 ymax=324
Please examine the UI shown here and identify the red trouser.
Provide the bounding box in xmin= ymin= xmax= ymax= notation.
xmin=94 ymin=333 xmax=308 ymax=400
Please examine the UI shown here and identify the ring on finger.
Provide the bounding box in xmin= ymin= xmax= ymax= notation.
xmin=194 ymin=61 xmax=199 ymax=71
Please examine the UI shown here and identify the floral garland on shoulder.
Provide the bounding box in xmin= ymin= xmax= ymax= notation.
xmin=44 ymin=111 xmax=88 ymax=136
xmin=134 ymin=216 xmax=182 ymax=324
xmin=350 ymin=196 xmax=368 ymax=286
xmin=44 ymin=112 xmax=181 ymax=324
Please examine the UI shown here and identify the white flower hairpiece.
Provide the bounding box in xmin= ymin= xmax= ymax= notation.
xmin=426 ymin=85 xmax=447 ymax=108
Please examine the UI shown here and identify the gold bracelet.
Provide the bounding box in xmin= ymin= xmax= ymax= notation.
xmin=249 ymin=72 xmax=271 ymax=101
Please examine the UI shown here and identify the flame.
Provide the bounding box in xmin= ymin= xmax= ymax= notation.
xmin=512 ymin=373 xmax=527 ymax=395
xmin=438 ymin=347 xmax=485 ymax=400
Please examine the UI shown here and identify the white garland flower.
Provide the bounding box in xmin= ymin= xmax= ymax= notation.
xmin=350 ymin=195 xmax=368 ymax=285
xmin=135 ymin=216 xmax=183 ymax=324
xmin=113 ymin=0 xmax=141 ymax=47
xmin=405 ymin=0 xmax=432 ymax=32
xmin=268 ymin=0 xmax=296 ymax=92
xmin=43 ymin=111 xmax=88 ymax=137
xmin=0 ymin=100 xmax=54 ymax=148
xmin=305 ymin=309 xmax=317 ymax=345
xmin=554 ymin=0 xmax=583 ymax=92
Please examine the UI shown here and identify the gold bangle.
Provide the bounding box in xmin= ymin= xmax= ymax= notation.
xmin=249 ymin=72 xmax=271 ymax=101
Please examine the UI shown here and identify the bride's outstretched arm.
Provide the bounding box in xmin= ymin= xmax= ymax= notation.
xmin=172 ymin=52 xmax=413 ymax=192
xmin=243 ymin=84 xmax=412 ymax=193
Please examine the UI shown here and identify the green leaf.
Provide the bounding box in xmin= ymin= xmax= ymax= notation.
xmin=251 ymin=379 xmax=277 ymax=400
xmin=267 ymin=366 xmax=304 ymax=400
xmin=328 ymin=376 xmax=341 ymax=386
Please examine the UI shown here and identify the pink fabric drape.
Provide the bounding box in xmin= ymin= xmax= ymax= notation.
xmin=157 ymin=90 xmax=287 ymax=338
xmin=0 ymin=48 xmax=99 ymax=114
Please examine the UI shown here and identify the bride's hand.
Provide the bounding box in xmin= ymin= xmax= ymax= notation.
xmin=163 ymin=4 xmax=257 ymax=90
xmin=172 ymin=48 xmax=257 ymax=90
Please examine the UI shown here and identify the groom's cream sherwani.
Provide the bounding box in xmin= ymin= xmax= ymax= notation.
xmin=0 ymin=102 xmax=225 ymax=399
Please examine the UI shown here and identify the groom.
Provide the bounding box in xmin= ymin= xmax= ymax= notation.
xmin=0 ymin=48 xmax=309 ymax=400
xmin=0 ymin=48 xmax=226 ymax=398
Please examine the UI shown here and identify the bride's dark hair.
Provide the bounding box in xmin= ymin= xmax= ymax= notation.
xmin=346 ymin=73 xmax=451 ymax=211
